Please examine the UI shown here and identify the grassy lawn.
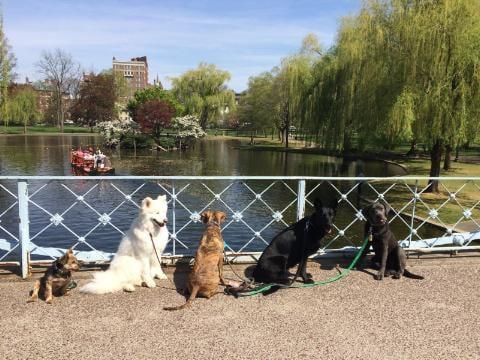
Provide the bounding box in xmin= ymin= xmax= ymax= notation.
xmin=0 ymin=125 xmax=95 ymax=134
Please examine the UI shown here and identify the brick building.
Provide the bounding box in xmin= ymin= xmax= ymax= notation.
xmin=112 ymin=56 xmax=149 ymax=100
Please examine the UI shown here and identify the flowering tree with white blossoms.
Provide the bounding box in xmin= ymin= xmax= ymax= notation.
xmin=171 ymin=115 xmax=206 ymax=148
xmin=96 ymin=119 xmax=139 ymax=147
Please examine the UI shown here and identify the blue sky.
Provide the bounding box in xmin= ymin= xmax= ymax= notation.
xmin=4 ymin=0 xmax=361 ymax=91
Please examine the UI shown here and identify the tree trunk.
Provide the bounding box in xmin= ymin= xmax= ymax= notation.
xmin=406 ymin=139 xmax=417 ymax=157
xmin=250 ymin=131 xmax=255 ymax=145
xmin=343 ymin=131 xmax=352 ymax=154
xmin=426 ymin=140 xmax=443 ymax=193
xmin=454 ymin=146 xmax=460 ymax=162
xmin=285 ymin=127 xmax=289 ymax=148
xmin=443 ymin=144 xmax=452 ymax=171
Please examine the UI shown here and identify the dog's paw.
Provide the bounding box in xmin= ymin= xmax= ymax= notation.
xmin=305 ymin=272 xmax=313 ymax=279
xmin=392 ymin=273 xmax=401 ymax=280
xmin=154 ymin=272 xmax=168 ymax=280
xmin=45 ymin=298 xmax=53 ymax=304
xmin=374 ymin=273 xmax=384 ymax=281
xmin=303 ymin=278 xmax=315 ymax=284
xmin=123 ymin=284 xmax=136 ymax=292
xmin=143 ymin=278 xmax=157 ymax=288
xmin=26 ymin=297 xmax=37 ymax=303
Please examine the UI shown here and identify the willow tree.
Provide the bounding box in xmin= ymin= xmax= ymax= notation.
xmin=7 ymin=89 xmax=40 ymax=133
xmin=400 ymin=0 xmax=480 ymax=191
xmin=273 ymin=52 xmax=315 ymax=148
xmin=0 ymin=10 xmax=16 ymax=126
xmin=302 ymin=0 xmax=480 ymax=191
xmin=171 ymin=63 xmax=235 ymax=129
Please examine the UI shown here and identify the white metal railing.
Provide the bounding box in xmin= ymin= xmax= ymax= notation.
xmin=0 ymin=176 xmax=479 ymax=278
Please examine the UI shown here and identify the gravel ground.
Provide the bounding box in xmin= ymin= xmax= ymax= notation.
xmin=1 ymin=257 xmax=480 ymax=360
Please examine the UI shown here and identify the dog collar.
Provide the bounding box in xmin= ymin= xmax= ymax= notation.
xmin=52 ymin=261 xmax=70 ymax=278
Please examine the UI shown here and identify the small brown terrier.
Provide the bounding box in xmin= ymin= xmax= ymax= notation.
xmin=164 ymin=210 xmax=226 ymax=310
xmin=27 ymin=248 xmax=80 ymax=304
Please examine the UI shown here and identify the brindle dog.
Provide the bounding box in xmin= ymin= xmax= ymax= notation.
xmin=27 ymin=248 xmax=81 ymax=304
xmin=360 ymin=202 xmax=423 ymax=280
xmin=164 ymin=210 xmax=226 ymax=310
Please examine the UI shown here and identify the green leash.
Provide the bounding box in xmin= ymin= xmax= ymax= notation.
xmin=232 ymin=236 xmax=370 ymax=297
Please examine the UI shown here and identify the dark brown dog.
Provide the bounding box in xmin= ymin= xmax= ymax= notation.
xmin=27 ymin=248 xmax=80 ymax=304
xmin=164 ymin=210 xmax=226 ymax=310
xmin=360 ymin=202 xmax=423 ymax=280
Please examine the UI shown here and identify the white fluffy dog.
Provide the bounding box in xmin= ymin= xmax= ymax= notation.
xmin=80 ymin=195 xmax=169 ymax=294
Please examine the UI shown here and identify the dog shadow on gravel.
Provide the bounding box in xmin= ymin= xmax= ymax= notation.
xmin=163 ymin=260 xmax=190 ymax=300
xmin=310 ymin=258 xmax=376 ymax=279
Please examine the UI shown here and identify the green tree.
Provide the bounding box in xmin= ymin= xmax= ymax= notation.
xmin=238 ymin=71 xmax=278 ymax=144
xmin=7 ymin=89 xmax=40 ymax=133
xmin=171 ymin=63 xmax=235 ymax=129
xmin=0 ymin=10 xmax=16 ymax=126
xmin=300 ymin=0 xmax=480 ymax=191
xmin=127 ymin=86 xmax=183 ymax=118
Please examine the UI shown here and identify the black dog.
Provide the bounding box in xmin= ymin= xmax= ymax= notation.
xmin=360 ymin=202 xmax=423 ymax=280
xmin=253 ymin=198 xmax=337 ymax=285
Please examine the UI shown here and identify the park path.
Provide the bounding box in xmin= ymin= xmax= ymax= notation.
xmin=1 ymin=257 xmax=479 ymax=360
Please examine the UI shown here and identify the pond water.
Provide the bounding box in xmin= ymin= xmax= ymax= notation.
xmin=0 ymin=134 xmax=405 ymax=177
xmin=0 ymin=135 xmax=440 ymax=259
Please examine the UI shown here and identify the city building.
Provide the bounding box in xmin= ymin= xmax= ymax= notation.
xmin=112 ymin=56 xmax=149 ymax=100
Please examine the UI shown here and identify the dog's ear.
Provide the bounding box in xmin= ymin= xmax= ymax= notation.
xmin=201 ymin=210 xmax=213 ymax=224
xmin=382 ymin=201 xmax=391 ymax=215
xmin=66 ymin=248 xmax=73 ymax=256
xmin=313 ymin=198 xmax=323 ymax=210
xmin=142 ymin=197 xmax=153 ymax=209
xmin=157 ymin=194 xmax=167 ymax=201
xmin=215 ymin=211 xmax=227 ymax=224
xmin=361 ymin=204 xmax=372 ymax=220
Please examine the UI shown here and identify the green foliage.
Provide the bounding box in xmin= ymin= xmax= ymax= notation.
xmin=5 ymin=89 xmax=40 ymax=130
xmin=301 ymin=0 xmax=480 ymax=161
xmin=171 ymin=63 xmax=235 ymax=129
xmin=0 ymin=10 xmax=17 ymax=123
xmin=238 ymin=38 xmax=316 ymax=146
xmin=120 ymin=133 xmax=154 ymax=149
xmin=238 ymin=72 xmax=277 ymax=132
xmin=157 ymin=136 xmax=176 ymax=149
xmin=127 ymin=87 xmax=183 ymax=118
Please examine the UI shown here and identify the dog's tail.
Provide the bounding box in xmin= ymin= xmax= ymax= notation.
xmin=403 ymin=269 xmax=424 ymax=280
xmin=163 ymin=286 xmax=199 ymax=311
xmin=80 ymin=270 xmax=126 ymax=294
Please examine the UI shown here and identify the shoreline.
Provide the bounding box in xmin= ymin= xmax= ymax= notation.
xmin=0 ymin=132 xmax=98 ymax=136
xmin=235 ymin=144 xmax=410 ymax=174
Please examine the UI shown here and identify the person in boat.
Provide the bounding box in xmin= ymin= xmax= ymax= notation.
xmin=94 ymin=150 xmax=106 ymax=168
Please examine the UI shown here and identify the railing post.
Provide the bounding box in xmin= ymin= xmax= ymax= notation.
xmin=171 ymin=182 xmax=176 ymax=256
xmin=407 ymin=180 xmax=419 ymax=257
xmin=296 ymin=180 xmax=306 ymax=221
xmin=18 ymin=181 xmax=30 ymax=278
